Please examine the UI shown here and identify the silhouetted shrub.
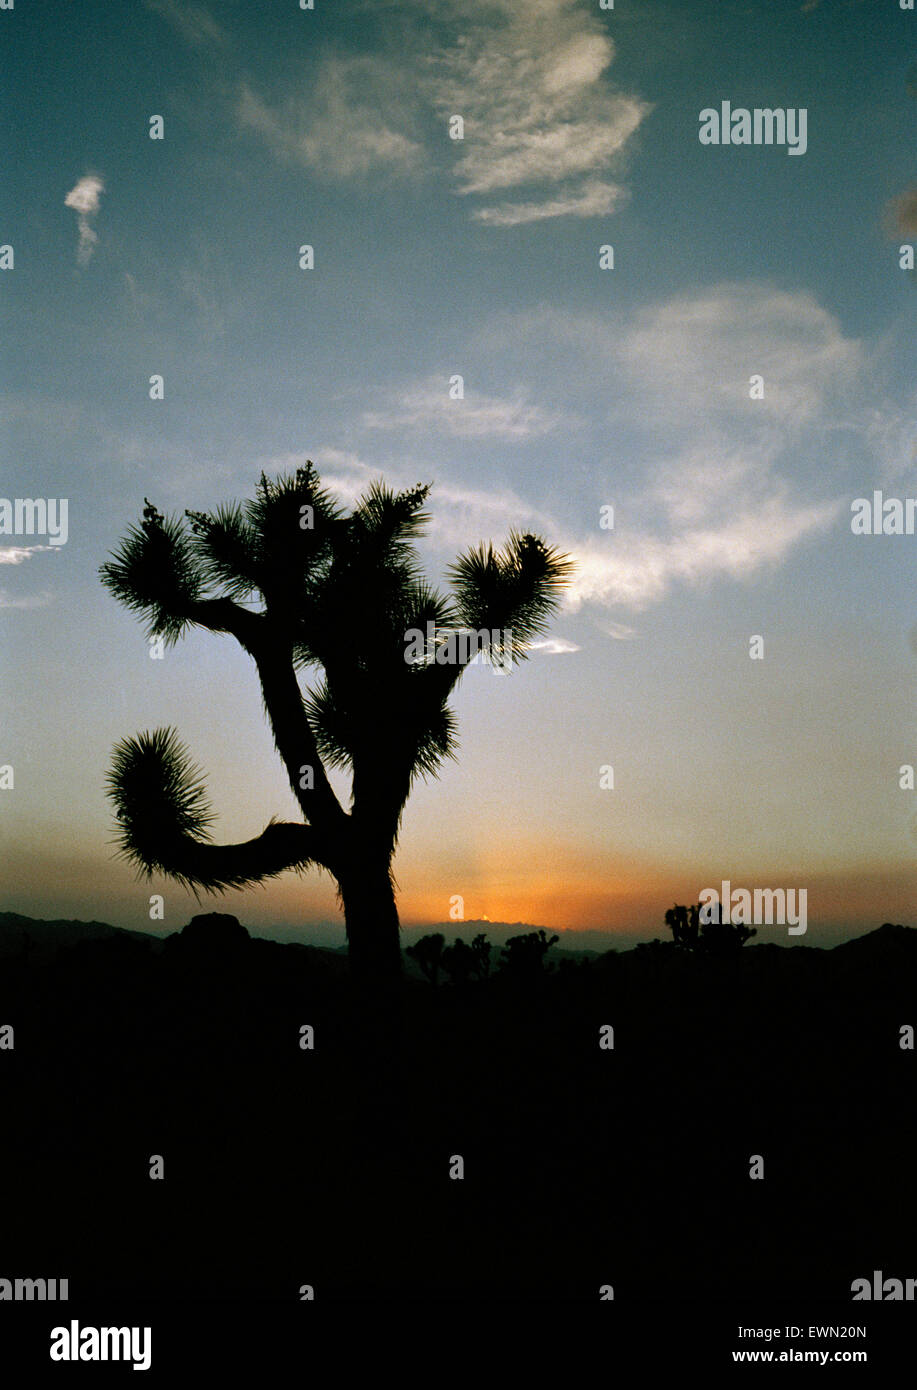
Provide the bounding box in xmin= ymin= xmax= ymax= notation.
xmin=441 ymin=932 xmax=492 ymax=985
xmin=498 ymin=929 xmax=559 ymax=979
xmin=665 ymin=903 xmax=755 ymax=953
xmin=405 ymin=932 xmax=445 ymax=985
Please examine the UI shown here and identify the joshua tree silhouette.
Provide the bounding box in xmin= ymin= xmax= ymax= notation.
xmin=100 ymin=463 xmax=572 ymax=982
xmin=406 ymin=932 xmax=445 ymax=985
xmin=664 ymin=903 xmax=756 ymax=952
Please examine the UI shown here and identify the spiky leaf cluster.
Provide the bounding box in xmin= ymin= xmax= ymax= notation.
xmin=105 ymin=727 xmax=215 ymax=881
xmin=99 ymin=501 xmax=204 ymax=644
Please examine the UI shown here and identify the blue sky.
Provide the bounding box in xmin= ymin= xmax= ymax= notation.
xmin=1 ymin=0 xmax=915 ymax=946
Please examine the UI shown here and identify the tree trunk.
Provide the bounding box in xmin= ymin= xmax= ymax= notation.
xmin=339 ymin=864 xmax=403 ymax=986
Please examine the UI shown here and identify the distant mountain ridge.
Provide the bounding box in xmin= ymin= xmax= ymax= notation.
xmin=0 ymin=910 xmax=152 ymax=957
xmin=1 ymin=908 xmax=913 ymax=961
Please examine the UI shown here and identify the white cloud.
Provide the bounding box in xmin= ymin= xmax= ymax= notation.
xmin=256 ymin=437 xmax=843 ymax=618
xmin=598 ymin=620 xmax=638 ymax=641
xmin=646 ymin=446 xmax=769 ymax=527
xmin=0 ymin=545 xmax=55 ymax=565
xmin=472 ymin=178 xmax=626 ymax=227
xmin=860 ymin=399 xmax=917 ymax=486
xmin=236 ymin=0 xmax=648 ymax=220
xmin=430 ymin=0 xmax=650 ymax=223
xmin=261 ymin=279 xmax=874 ymax=617
xmin=64 ymin=174 xmax=105 ymax=265
xmin=551 ymin=285 xmax=863 ymax=610
xmin=529 ymin=636 xmax=580 ymax=655
xmin=302 ymin=439 xmax=844 ymax=616
xmin=473 ymin=285 xmax=872 ymax=612
xmin=362 ymin=377 xmax=563 ymax=440
xmin=614 ymin=284 xmax=863 ymax=428
xmin=499 ymin=285 xmax=863 ymax=431
xmin=565 ymin=492 xmax=844 ymax=612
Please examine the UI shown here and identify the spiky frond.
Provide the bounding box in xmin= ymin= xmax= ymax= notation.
xmin=185 ymin=463 xmax=343 ymax=611
xmin=105 ymin=726 xmax=324 ymax=891
xmin=346 ymin=479 xmax=431 ymax=565
xmin=106 ymin=727 xmax=216 ymax=875
xmin=99 ymin=501 xmax=204 ymax=643
xmin=185 ymin=502 xmax=260 ymax=601
xmin=293 ymin=483 xmax=443 ymax=675
xmin=246 ymin=464 xmax=343 ymax=606
xmin=447 ymin=531 xmax=574 ymax=664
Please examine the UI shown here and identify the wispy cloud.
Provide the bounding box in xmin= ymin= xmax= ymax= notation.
xmin=529 ymin=636 xmax=580 ymax=655
xmin=861 ymin=398 xmax=917 ymax=485
xmin=559 ymin=285 xmax=862 ymax=608
xmin=143 ymin=0 xmax=226 ymax=48
xmin=566 ymin=491 xmax=844 ymax=612
xmin=258 ymin=437 xmax=843 ymax=618
xmin=484 ymin=285 xmax=864 ymax=439
xmin=612 ymin=283 xmax=863 ymax=429
xmin=362 ymin=377 xmax=564 ymax=440
xmin=430 ymin=0 xmax=650 ymax=223
xmin=237 ymin=60 xmax=425 ymax=179
xmin=235 ymin=0 xmax=648 ymax=221
xmin=0 ymin=588 xmax=52 ymax=609
xmin=472 ymin=177 xmax=625 ymax=227
xmin=474 ymin=283 xmax=872 ymax=612
xmin=0 ymin=545 xmax=56 ymax=565
xmin=263 ymin=281 xmax=872 ymax=618
xmin=64 ymin=174 xmax=105 ymax=266
xmin=598 ymin=620 xmax=638 ymax=641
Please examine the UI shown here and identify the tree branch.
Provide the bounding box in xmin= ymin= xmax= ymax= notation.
xmin=136 ymin=820 xmax=326 ymax=893
xmin=182 ymin=597 xmax=263 ymax=651
xmin=253 ymin=643 xmax=349 ymax=839
xmin=106 ymin=726 xmax=337 ymax=890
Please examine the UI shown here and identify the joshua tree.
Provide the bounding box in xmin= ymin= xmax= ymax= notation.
xmin=664 ymin=903 xmax=756 ymax=953
xmin=100 ymin=464 xmax=572 ymax=982
xmin=405 ymin=932 xmax=445 ymax=986
xmin=498 ymin=929 xmax=559 ymax=979
xmin=441 ymin=931 xmax=493 ymax=985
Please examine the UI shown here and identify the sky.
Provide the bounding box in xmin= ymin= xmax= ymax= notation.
xmin=1 ymin=0 xmax=915 ymax=950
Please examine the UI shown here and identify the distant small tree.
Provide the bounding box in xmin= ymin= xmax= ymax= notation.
xmin=405 ymin=932 xmax=445 ymax=985
xmin=699 ymin=917 xmax=756 ymax=952
xmin=498 ymin=929 xmax=559 ymax=979
xmin=469 ymin=932 xmax=492 ymax=981
xmin=665 ymin=903 xmax=755 ymax=953
xmin=441 ymin=937 xmax=474 ymax=985
xmin=440 ymin=932 xmax=492 ymax=986
xmin=665 ymin=904 xmax=699 ymax=948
